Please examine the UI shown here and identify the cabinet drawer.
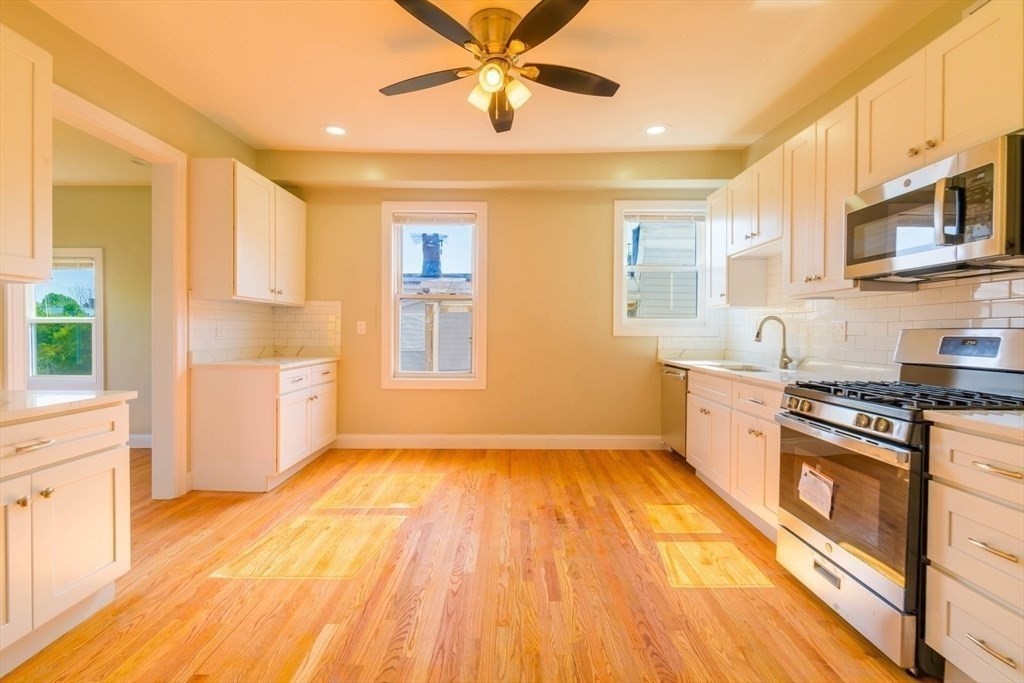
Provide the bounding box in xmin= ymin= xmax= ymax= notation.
xmin=926 ymin=567 xmax=1023 ymax=683
xmin=310 ymin=362 xmax=337 ymax=385
xmin=929 ymin=427 xmax=1023 ymax=508
xmin=279 ymin=367 xmax=312 ymax=394
xmin=688 ymin=371 xmax=732 ymax=404
xmin=928 ymin=481 xmax=1023 ymax=612
xmin=732 ymin=382 xmax=783 ymax=420
xmin=0 ymin=405 xmax=128 ymax=477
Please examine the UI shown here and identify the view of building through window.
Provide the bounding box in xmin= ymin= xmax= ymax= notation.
xmin=624 ymin=217 xmax=701 ymax=319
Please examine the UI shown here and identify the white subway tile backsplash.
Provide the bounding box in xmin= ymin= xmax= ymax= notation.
xmin=992 ymin=298 xmax=1024 ymax=318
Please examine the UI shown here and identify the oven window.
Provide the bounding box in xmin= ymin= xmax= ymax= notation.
xmin=846 ymin=188 xmax=942 ymax=265
xmin=779 ymin=431 xmax=912 ymax=587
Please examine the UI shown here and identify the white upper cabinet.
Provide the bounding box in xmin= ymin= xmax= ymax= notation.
xmin=0 ymin=25 xmax=52 ymax=283
xmin=857 ymin=0 xmax=1023 ymax=190
xmin=783 ymin=98 xmax=857 ymax=297
xmin=707 ymin=185 xmax=766 ymax=308
xmin=728 ymin=148 xmax=783 ymax=256
xmin=190 ymin=158 xmax=306 ymax=306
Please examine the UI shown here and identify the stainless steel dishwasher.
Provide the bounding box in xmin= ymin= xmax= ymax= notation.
xmin=660 ymin=366 xmax=687 ymax=455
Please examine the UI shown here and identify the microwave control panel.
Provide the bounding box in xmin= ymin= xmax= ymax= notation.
xmin=957 ymin=164 xmax=994 ymax=242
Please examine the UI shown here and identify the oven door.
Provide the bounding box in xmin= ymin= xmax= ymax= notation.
xmin=776 ymin=413 xmax=922 ymax=611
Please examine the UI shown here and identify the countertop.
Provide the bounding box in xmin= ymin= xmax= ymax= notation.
xmin=191 ymin=356 xmax=338 ymax=370
xmin=924 ymin=409 xmax=1024 ymax=444
xmin=659 ymin=357 xmax=898 ymax=390
xmin=0 ymin=389 xmax=138 ymax=424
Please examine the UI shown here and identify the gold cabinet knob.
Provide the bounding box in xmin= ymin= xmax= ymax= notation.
xmin=15 ymin=496 xmax=29 ymax=508
xmin=907 ymin=147 xmax=919 ymax=157
xmin=40 ymin=487 xmax=55 ymax=499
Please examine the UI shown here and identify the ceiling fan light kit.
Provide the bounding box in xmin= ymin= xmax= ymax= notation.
xmin=382 ymin=0 xmax=619 ymax=133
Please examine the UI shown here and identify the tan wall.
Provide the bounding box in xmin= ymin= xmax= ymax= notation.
xmin=307 ymin=187 xmax=708 ymax=436
xmin=0 ymin=0 xmax=255 ymax=163
xmin=743 ymin=0 xmax=973 ymax=166
xmin=53 ymin=187 xmax=152 ymax=436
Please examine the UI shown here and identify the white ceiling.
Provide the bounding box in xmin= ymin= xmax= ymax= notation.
xmin=33 ymin=0 xmax=943 ymax=154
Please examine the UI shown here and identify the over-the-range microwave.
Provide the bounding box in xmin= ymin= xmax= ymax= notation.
xmin=844 ymin=133 xmax=1023 ymax=283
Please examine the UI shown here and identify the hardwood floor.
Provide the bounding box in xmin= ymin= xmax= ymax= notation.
xmin=6 ymin=448 xmax=927 ymax=682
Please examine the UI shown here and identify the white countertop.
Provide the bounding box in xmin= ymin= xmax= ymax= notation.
xmin=659 ymin=357 xmax=898 ymax=390
xmin=191 ymin=356 xmax=338 ymax=370
xmin=0 ymin=390 xmax=138 ymax=424
xmin=924 ymin=409 xmax=1024 ymax=444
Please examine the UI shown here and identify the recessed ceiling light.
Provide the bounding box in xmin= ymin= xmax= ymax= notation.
xmin=323 ymin=125 xmax=347 ymax=136
xmin=645 ymin=124 xmax=670 ymax=136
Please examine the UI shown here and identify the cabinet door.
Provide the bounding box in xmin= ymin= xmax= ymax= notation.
xmin=752 ymin=147 xmax=783 ymax=246
xmin=0 ymin=25 xmax=52 ymax=283
xmin=705 ymin=400 xmax=732 ymax=492
xmin=814 ymin=98 xmax=857 ymax=294
xmin=310 ymin=381 xmax=337 ymax=452
xmin=273 ymin=186 xmax=306 ymax=306
xmin=0 ymin=475 xmax=32 ymax=649
xmin=782 ymin=125 xmax=817 ymax=297
xmin=726 ymin=169 xmax=754 ymax=255
xmin=277 ymin=388 xmax=311 ymax=473
xmin=731 ymin=412 xmax=767 ymax=512
xmin=233 ymin=163 xmax=276 ymax=302
xmin=924 ymin=0 xmax=1023 ymax=162
xmin=857 ymin=51 xmax=926 ymax=191
xmin=31 ymin=447 xmax=130 ymax=627
xmin=706 ymin=186 xmax=729 ymax=307
xmin=685 ymin=395 xmax=709 ymax=474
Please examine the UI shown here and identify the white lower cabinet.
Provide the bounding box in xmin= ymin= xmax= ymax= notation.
xmin=685 ymin=370 xmax=782 ymax=535
xmin=192 ymin=360 xmax=338 ymax=492
xmin=0 ymin=398 xmax=132 ymax=675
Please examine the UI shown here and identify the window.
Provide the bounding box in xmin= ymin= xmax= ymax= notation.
xmin=25 ymin=248 xmax=105 ymax=390
xmin=381 ymin=202 xmax=487 ymax=389
xmin=613 ymin=200 xmax=714 ymax=336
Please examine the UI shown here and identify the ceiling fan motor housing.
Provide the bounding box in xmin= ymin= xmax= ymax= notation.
xmin=469 ymin=8 xmax=521 ymax=54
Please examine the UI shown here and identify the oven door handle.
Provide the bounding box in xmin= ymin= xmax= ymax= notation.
xmin=775 ymin=413 xmax=913 ymax=469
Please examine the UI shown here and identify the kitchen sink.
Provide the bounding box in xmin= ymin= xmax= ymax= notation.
xmin=690 ymin=361 xmax=771 ymax=373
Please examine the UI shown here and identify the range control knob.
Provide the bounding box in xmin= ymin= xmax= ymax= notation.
xmin=786 ymin=397 xmax=800 ymax=410
xmin=799 ymin=400 xmax=812 ymax=413
xmin=855 ymin=413 xmax=872 ymax=428
xmin=873 ymin=417 xmax=892 ymax=433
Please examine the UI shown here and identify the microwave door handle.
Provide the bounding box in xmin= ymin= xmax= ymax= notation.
xmin=775 ymin=413 xmax=913 ymax=469
xmin=934 ymin=178 xmax=966 ymax=245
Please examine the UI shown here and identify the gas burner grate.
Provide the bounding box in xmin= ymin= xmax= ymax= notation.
xmin=792 ymin=380 xmax=1024 ymax=410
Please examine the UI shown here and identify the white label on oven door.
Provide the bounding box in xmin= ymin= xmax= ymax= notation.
xmin=798 ymin=464 xmax=835 ymax=520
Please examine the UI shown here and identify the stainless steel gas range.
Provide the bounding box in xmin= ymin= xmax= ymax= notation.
xmin=774 ymin=328 xmax=1024 ymax=676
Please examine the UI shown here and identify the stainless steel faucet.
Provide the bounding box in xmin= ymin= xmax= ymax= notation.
xmin=754 ymin=315 xmax=794 ymax=369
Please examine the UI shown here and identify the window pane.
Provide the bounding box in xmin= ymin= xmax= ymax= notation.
xmin=628 ymin=271 xmax=698 ymax=319
xmin=398 ymin=300 xmax=473 ymax=374
xmin=400 ymin=224 xmax=474 ymax=295
xmin=31 ymin=322 xmax=93 ymax=376
xmin=626 ymin=221 xmax=698 ymax=267
xmin=438 ymin=302 xmax=472 ymax=372
xmin=32 ymin=258 xmax=96 ymax=318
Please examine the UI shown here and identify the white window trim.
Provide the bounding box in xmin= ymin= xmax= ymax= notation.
xmin=613 ymin=200 xmax=717 ymax=337
xmin=380 ymin=201 xmax=487 ymax=390
xmin=23 ymin=249 xmax=105 ymax=389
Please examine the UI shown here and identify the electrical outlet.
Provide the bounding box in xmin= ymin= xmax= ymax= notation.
xmin=215 ymin=320 xmax=227 ymax=339
xmin=356 ymin=320 xmax=366 ymax=335
xmin=829 ymin=321 xmax=847 ymax=342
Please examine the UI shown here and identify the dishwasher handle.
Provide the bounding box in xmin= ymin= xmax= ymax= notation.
xmin=661 ymin=367 xmax=687 ymax=380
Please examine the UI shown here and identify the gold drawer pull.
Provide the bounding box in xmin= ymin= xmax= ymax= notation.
xmin=289 ymin=377 xmax=305 ymax=384
xmin=747 ymin=397 xmax=766 ymax=405
xmin=14 ymin=439 xmax=56 ymax=454
xmin=967 ymin=538 xmax=1019 ymax=564
xmin=972 ymin=461 xmax=1023 ymax=480
xmin=965 ymin=633 xmax=1016 ymax=669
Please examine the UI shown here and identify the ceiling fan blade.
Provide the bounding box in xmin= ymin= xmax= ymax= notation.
xmin=490 ymin=90 xmax=514 ymax=133
xmin=507 ymin=0 xmax=588 ymax=53
xmin=380 ymin=68 xmax=469 ymax=96
xmin=395 ymin=0 xmax=481 ymax=51
xmin=519 ymin=63 xmax=619 ymax=97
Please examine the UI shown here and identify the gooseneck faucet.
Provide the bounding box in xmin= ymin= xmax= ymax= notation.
xmin=754 ymin=315 xmax=794 ymax=369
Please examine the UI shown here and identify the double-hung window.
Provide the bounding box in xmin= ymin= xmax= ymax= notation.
xmin=613 ymin=200 xmax=713 ymax=336
xmin=381 ymin=202 xmax=487 ymax=389
xmin=25 ymin=248 xmax=105 ymax=390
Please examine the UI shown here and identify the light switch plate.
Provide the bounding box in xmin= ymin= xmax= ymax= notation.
xmin=356 ymin=321 xmax=366 ymax=335
xmin=829 ymin=321 xmax=847 ymax=342
xmin=216 ymin=320 xmax=227 ymax=339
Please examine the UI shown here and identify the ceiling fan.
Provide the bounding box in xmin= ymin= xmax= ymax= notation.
xmin=380 ymin=0 xmax=620 ymax=133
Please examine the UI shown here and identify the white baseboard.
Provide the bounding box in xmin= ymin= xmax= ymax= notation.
xmin=332 ymin=433 xmax=668 ymax=450
xmin=128 ymin=434 xmax=153 ymax=448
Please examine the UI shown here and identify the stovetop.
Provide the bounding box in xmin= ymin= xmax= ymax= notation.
xmin=789 ymin=380 xmax=1024 ymax=411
